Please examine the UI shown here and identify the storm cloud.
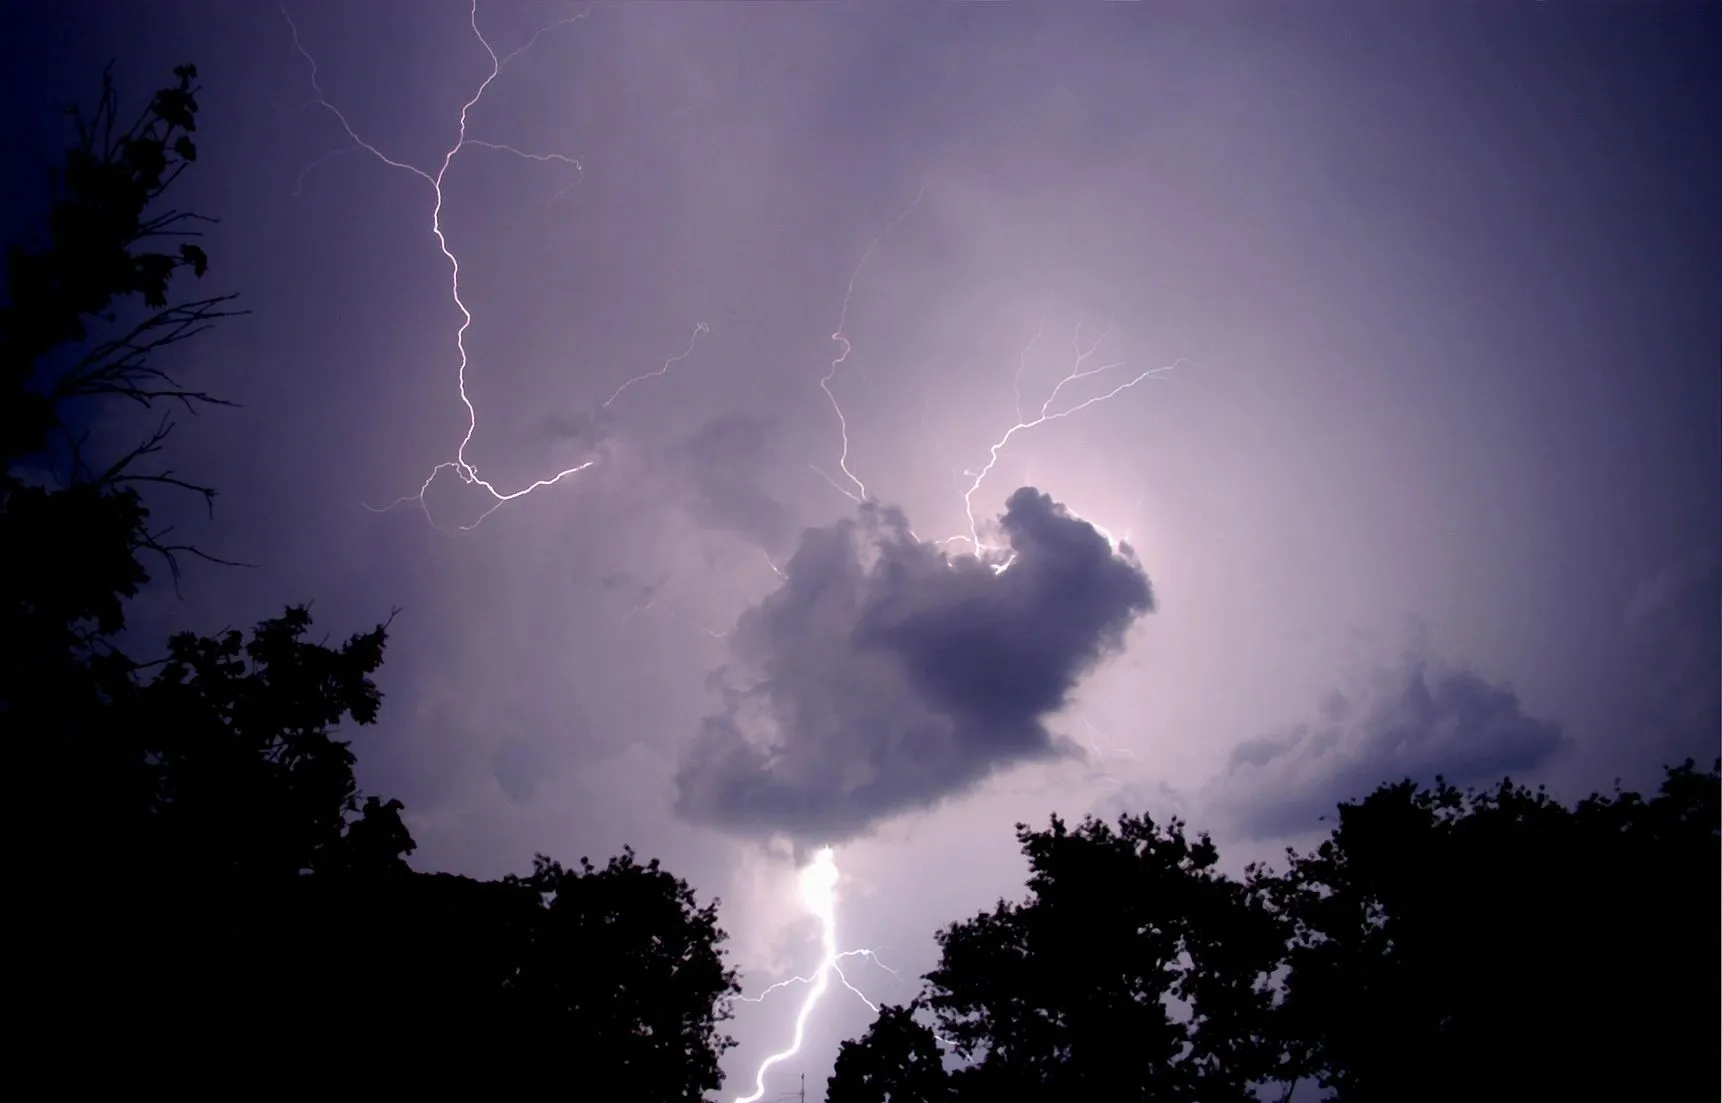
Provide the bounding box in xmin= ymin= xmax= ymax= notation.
xmin=673 ymin=486 xmax=1154 ymax=844
xmin=1218 ymin=638 xmax=1569 ymax=841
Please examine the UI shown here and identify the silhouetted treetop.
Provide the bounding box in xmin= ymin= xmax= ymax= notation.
xmin=119 ymin=604 xmax=392 ymax=881
xmin=874 ymin=812 xmax=1289 ymax=1103
xmin=1269 ymin=758 xmax=1720 ymax=1102
xmin=829 ymin=1002 xmax=952 ymax=1103
xmin=831 ymin=761 xmax=1721 ymax=1103
xmin=3 ymin=62 xmax=233 ymax=458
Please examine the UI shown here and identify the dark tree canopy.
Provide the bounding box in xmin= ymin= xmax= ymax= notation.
xmin=831 ymin=761 xmax=1720 ymax=1103
xmin=829 ymin=1003 xmax=954 ymax=1103
xmin=835 ymin=812 xmax=1291 ymax=1103
xmin=1270 ymin=759 xmax=1720 ymax=1102
xmin=4 ymin=65 xmax=740 ymax=1097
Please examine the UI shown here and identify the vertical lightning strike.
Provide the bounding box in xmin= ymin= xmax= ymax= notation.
xmin=733 ymin=847 xmax=848 ymax=1103
xmin=730 ymin=849 xmax=951 ymax=1100
xmin=283 ymin=3 xmax=708 ymax=532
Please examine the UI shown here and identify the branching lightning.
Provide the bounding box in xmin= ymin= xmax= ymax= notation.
xmin=947 ymin=316 xmax=1187 ymax=559
xmin=732 ymin=847 xmax=967 ymax=1101
xmin=810 ymin=186 xmax=1189 ymax=564
xmin=730 ymin=849 xmax=907 ymax=1103
xmin=284 ymin=2 xmax=709 ymax=533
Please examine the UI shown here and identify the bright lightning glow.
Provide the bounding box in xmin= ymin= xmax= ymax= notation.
xmin=946 ymin=314 xmax=1189 ymax=558
xmin=284 ymin=3 xmax=708 ymax=533
xmin=806 ymin=187 xmax=1187 ymax=568
xmin=733 ymin=847 xmax=888 ymax=1103
xmin=731 ymin=848 xmax=963 ymax=1100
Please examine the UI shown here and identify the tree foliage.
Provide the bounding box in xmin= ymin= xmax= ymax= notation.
xmin=1270 ymin=759 xmax=1720 ymax=1101
xmin=2 ymin=62 xmax=240 ymax=745
xmin=831 ymin=762 xmax=1720 ymax=1102
xmin=4 ymin=65 xmax=740 ymax=1096
xmin=2 ymin=62 xmax=231 ymax=455
xmin=832 ymin=813 xmax=1291 ymax=1103
xmin=829 ymin=1003 xmax=953 ymax=1103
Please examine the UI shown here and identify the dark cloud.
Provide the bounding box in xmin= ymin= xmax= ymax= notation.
xmin=673 ymin=486 xmax=1154 ymax=844
xmin=675 ymin=412 xmax=796 ymax=555
xmin=1220 ymin=638 xmax=1567 ymax=840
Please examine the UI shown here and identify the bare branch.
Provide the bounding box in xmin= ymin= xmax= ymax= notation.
xmin=54 ymin=294 xmax=246 ymax=412
xmin=134 ymin=520 xmax=257 ymax=599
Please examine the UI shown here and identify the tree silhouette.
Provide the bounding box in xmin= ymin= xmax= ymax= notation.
xmin=1269 ymin=757 xmax=1721 ymax=1102
xmin=831 ymin=762 xmax=1720 ymax=1103
xmin=828 ymin=1002 xmax=952 ymax=1103
xmin=3 ymin=63 xmax=240 ymax=763
xmin=497 ymin=850 xmax=741 ymax=1100
xmin=829 ymin=813 xmax=1292 ymax=1103
xmin=2 ymin=62 xmax=235 ymax=457
xmin=5 ymin=65 xmax=743 ymax=1097
xmin=260 ymin=849 xmax=740 ymax=1096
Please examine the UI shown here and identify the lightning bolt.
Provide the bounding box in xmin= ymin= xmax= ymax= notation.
xmin=730 ymin=846 xmax=971 ymax=1094
xmin=733 ymin=948 xmax=899 ymax=1015
xmin=283 ymin=3 xmax=709 ymax=533
xmin=731 ymin=849 xmax=963 ymax=1103
xmin=731 ymin=848 xmax=873 ymax=1103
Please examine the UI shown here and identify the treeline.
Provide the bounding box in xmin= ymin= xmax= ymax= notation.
xmin=828 ymin=763 xmax=1719 ymax=1102
xmin=4 ymin=66 xmax=1715 ymax=1102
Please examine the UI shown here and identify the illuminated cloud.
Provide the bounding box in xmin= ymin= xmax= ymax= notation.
xmin=674 ymin=486 xmax=1154 ymax=843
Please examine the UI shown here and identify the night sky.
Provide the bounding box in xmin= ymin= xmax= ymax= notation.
xmin=6 ymin=2 xmax=1718 ymax=1097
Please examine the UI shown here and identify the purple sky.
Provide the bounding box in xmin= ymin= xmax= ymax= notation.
xmin=7 ymin=2 xmax=1719 ymax=1096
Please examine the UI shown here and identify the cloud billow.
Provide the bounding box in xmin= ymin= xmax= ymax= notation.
xmin=1219 ymin=640 xmax=1569 ymax=841
xmin=674 ymin=487 xmax=1154 ymax=844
